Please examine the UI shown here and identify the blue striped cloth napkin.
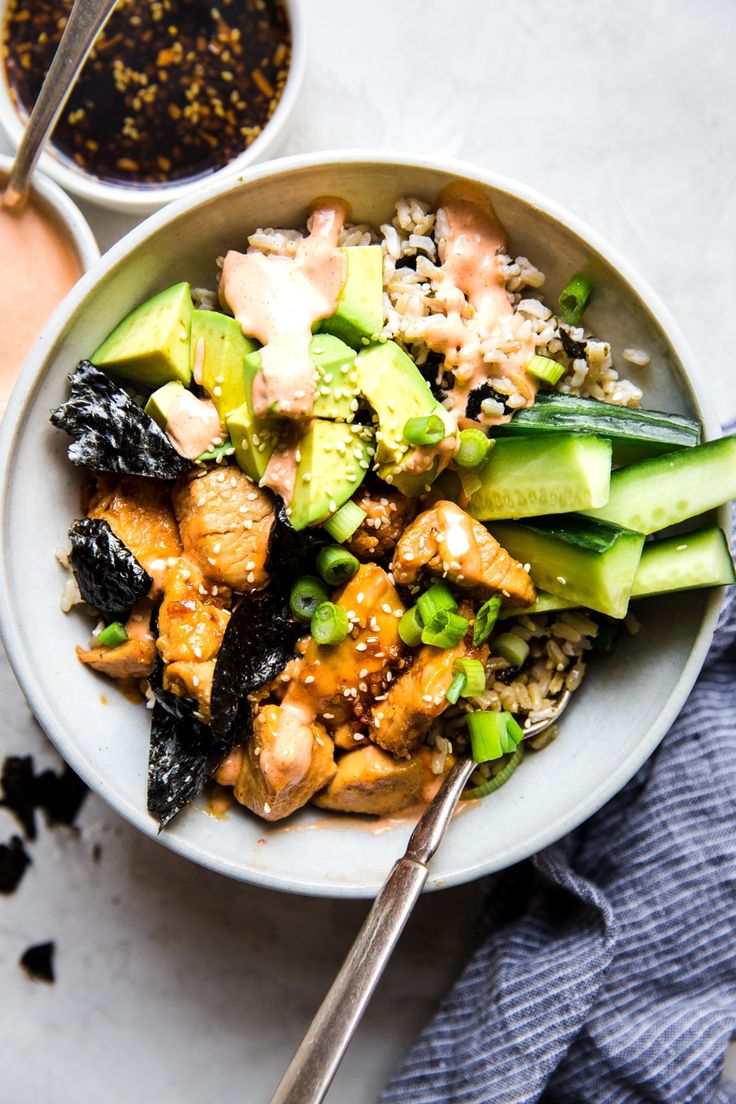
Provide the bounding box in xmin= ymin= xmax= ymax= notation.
xmin=383 ymin=523 xmax=736 ymax=1104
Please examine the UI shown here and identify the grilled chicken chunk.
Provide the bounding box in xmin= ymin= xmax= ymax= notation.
xmin=313 ymin=745 xmax=454 ymax=816
xmin=346 ymin=486 xmax=418 ymax=561
xmin=369 ymin=609 xmax=487 ymax=757
xmin=234 ymin=703 xmax=336 ymax=821
xmin=77 ymin=601 xmax=157 ymax=680
xmin=163 ymin=659 xmax=216 ymax=723
xmin=87 ymin=475 xmax=182 ymax=597
xmin=157 ymin=558 xmax=230 ymax=664
xmin=173 ymin=465 xmax=274 ymax=592
xmin=391 ymin=500 xmax=535 ymax=605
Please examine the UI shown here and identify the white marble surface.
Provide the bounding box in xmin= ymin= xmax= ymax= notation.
xmin=2 ymin=1 xmax=735 ymax=1100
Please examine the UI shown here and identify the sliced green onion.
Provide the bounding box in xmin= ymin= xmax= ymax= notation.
xmin=458 ymin=467 xmax=484 ymax=499
xmin=526 ymin=354 xmax=565 ymax=387
xmin=399 ymin=605 xmax=424 ymax=647
xmin=445 ymin=671 xmax=467 ymax=704
xmin=323 ymin=499 xmax=366 ymax=543
xmin=492 ymin=632 xmax=530 ymax=667
xmin=194 ymin=439 xmax=235 ymax=464
xmin=467 ymin=710 xmax=524 ymax=763
xmin=453 ymin=657 xmax=486 ymax=697
xmin=461 ymin=745 xmax=524 ymax=800
xmin=417 ymin=581 xmax=457 ymax=625
xmin=421 ymin=609 xmax=468 ymax=648
xmin=473 ymin=594 xmax=502 ymax=646
xmin=505 ymin=713 xmax=525 ymax=746
xmin=97 ymin=621 xmax=129 ymax=648
xmin=403 ymin=414 xmax=446 ymax=446
xmin=558 ymin=272 xmax=593 ymax=326
xmin=316 ymin=545 xmax=360 ymax=587
xmin=290 ymin=576 xmax=329 ymax=622
xmin=592 ymin=620 xmax=621 ymax=654
xmin=311 ymin=601 xmax=350 ymax=645
xmin=455 ymin=428 xmax=491 ymax=469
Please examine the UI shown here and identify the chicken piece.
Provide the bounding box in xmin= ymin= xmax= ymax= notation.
xmin=313 ymin=745 xmax=455 ymax=816
xmin=173 ymin=465 xmax=274 ymax=592
xmin=163 ymin=659 xmax=216 ymax=723
xmin=234 ymin=703 xmax=337 ymax=822
xmin=391 ymin=500 xmax=535 ymax=605
xmin=157 ymin=558 xmax=230 ymax=665
xmin=77 ymin=600 xmax=156 ymax=680
xmin=280 ymin=563 xmax=405 ymax=727
xmin=370 ymin=610 xmax=488 ymax=757
xmin=346 ymin=486 xmax=418 ymax=561
xmin=87 ymin=475 xmax=182 ymax=597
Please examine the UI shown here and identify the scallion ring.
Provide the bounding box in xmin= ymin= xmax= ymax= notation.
xmin=323 ymin=500 xmax=366 ymax=543
xmin=558 ymin=272 xmax=593 ymax=326
xmin=97 ymin=621 xmax=129 ymax=648
xmin=472 ymin=594 xmax=502 ymax=646
xmin=403 ymin=414 xmax=446 ymax=446
xmin=290 ymin=576 xmax=329 ymax=622
xmin=455 ymin=428 xmax=491 ymax=469
xmin=316 ymin=545 xmax=360 ymax=587
xmin=398 ymin=605 xmax=424 ymax=648
xmin=416 ymin=581 xmax=457 ymax=625
xmin=461 ymin=745 xmax=524 ymax=800
xmin=421 ymin=609 xmax=468 ymax=648
xmin=311 ymin=601 xmax=350 ymax=645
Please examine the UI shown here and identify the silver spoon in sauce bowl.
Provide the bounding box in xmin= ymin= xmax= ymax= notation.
xmin=2 ymin=0 xmax=118 ymax=212
xmin=270 ymin=689 xmax=574 ymax=1104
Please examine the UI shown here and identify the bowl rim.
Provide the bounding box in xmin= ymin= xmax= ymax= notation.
xmin=0 ymin=149 xmax=725 ymax=897
xmin=0 ymin=0 xmax=307 ymax=214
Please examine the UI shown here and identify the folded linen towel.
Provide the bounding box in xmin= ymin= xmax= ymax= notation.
xmin=383 ymin=523 xmax=736 ymax=1104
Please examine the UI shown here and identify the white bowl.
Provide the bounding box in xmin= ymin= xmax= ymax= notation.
xmin=0 ymin=0 xmax=306 ymax=215
xmin=0 ymin=152 xmax=726 ymax=897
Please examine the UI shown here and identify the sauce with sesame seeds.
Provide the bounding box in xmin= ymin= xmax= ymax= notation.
xmin=2 ymin=0 xmax=291 ymax=186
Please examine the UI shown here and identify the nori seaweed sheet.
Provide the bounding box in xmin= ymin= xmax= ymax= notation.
xmin=210 ymin=583 xmax=301 ymax=745
xmin=465 ymin=381 xmax=510 ymax=421
xmin=558 ymin=327 xmax=588 ymax=361
xmin=0 ymin=836 xmax=31 ymax=894
xmin=69 ymin=517 xmax=152 ymax=622
xmin=19 ymin=942 xmax=55 ymax=984
xmin=147 ymin=610 xmax=198 ymax=720
xmin=266 ymin=498 xmax=327 ymax=577
xmin=0 ymin=755 xmax=87 ymax=839
xmin=50 ymin=361 xmax=192 ymax=479
xmin=418 ymin=351 xmax=453 ymax=402
xmin=147 ymin=703 xmax=227 ymax=829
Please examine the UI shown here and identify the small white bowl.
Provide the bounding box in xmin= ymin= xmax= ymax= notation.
xmin=0 ymin=0 xmax=306 ymax=215
xmin=0 ymin=152 xmax=727 ymax=897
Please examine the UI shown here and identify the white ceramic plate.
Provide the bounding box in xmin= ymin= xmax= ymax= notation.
xmin=0 ymin=153 xmax=725 ymax=897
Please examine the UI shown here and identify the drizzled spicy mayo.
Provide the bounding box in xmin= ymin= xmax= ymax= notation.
xmin=219 ymin=197 xmax=348 ymax=420
xmin=427 ymin=182 xmax=537 ymax=421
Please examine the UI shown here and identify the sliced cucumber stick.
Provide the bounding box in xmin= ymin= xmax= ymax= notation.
xmin=492 ymin=392 xmax=701 ymax=464
xmin=584 ymin=436 xmax=736 ymax=534
xmin=490 ymin=518 xmax=645 ymax=619
xmin=468 ymin=434 xmax=612 ymax=520
xmin=499 ymin=591 xmax=580 ymax=619
xmin=632 ymin=527 xmax=736 ymax=598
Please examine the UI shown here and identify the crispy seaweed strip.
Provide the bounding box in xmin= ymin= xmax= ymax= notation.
xmin=558 ymin=327 xmax=588 ymax=361
xmin=210 ymin=584 xmax=301 ymax=744
xmin=50 ymin=361 xmax=192 ymax=479
xmin=465 ymin=382 xmax=510 ymax=420
xmin=147 ymin=703 xmax=226 ymax=829
xmin=19 ymin=942 xmax=55 ymax=984
xmin=266 ymin=498 xmax=327 ymax=577
xmin=69 ymin=517 xmax=152 ymax=622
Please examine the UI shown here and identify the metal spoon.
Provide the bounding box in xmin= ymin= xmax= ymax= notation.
xmin=2 ymin=0 xmax=118 ymax=211
xmin=270 ymin=691 xmax=573 ymax=1104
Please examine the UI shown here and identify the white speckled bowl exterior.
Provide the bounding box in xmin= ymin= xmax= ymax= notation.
xmin=0 ymin=152 xmax=726 ymax=897
xmin=0 ymin=0 xmax=307 ymax=214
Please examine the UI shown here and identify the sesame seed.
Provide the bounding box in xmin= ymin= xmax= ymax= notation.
xmin=356 ymin=642 xmax=367 ymax=652
xmin=263 ymin=802 xmax=271 ymax=814
xmin=304 ymin=675 xmax=315 ymax=684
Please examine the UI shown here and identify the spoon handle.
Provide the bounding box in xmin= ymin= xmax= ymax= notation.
xmin=3 ymin=0 xmax=118 ymax=208
xmin=269 ymin=756 xmax=476 ymax=1104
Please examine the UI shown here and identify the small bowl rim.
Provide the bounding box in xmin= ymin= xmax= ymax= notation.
xmin=0 ymin=0 xmax=307 ymax=214
xmin=0 ymin=150 xmax=726 ymax=897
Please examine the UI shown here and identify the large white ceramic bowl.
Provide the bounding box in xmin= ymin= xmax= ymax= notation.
xmin=0 ymin=0 xmax=306 ymax=214
xmin=0 ymin=152 xmax=726 ymax=897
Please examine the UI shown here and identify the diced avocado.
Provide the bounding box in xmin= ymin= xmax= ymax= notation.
xmin=226 ymin=401 xmax=280 ymax=483
xmin=92 ymin=282 xmax=193 ymax=389
xmin=191 ymin=309 xmax=257 ymax=421
xmin=321 ymin=246 xmax=384 ymax=349
xmin=289 ymin=420 xmax=375 ymax=530
xmin=355 ymin=340 xmax=453 ymax=496
xmin=144 ymin=380 xmax=186 ymax=430
xmin=243 ymin=334 xmax=359 ymax=422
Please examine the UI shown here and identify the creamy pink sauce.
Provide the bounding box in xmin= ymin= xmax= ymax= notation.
xmin=427 ymin=182 xmax=537 ymax=421
xmin=165 ymin=389 xmax=223 ymax=458
xmin=260 ymin=699 xmax=315 ymax=791
xmin=125 ymin=600 xmax=155 ymax=642
xmin=219 ymin=198 xmax=348 ymax=419
xmin=261 ymin=424 xmax=301 ymax=501
xmin=0 ymin=194 xmax=82 ymax=415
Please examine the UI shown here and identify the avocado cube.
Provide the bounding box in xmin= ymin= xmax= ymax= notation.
xmin=355 ymin=340 xmax=451 ymax=495
xmin=191 ymin=309 xmax=258 ymax=422
xmin=321 ymin=246 xmax=383 ymax=349
xmin=226 ymin=400 xmax=280 ymax=484
xmin=243 ymin=335 xmax=359 ymax=421
xmin=92 ymin=282 xmax=193 ymax=389
xmin=289 ymin=420 xmax=375 ymax=531
xmin=144 ymin=380 xmax=186 ymax=430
